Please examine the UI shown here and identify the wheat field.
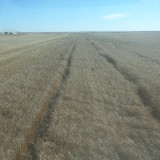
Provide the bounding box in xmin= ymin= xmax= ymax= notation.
xmin=0 ymin=32 xmax=160 ymax=160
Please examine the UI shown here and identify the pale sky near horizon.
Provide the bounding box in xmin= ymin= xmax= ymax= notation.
xmin=0 ymin=0 xmax=160 ymax=32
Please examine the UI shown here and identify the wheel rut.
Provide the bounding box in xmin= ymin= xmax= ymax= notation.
xmin=89 ymin=39 xmax=160 ymax=122
xmin=36 ymin=43 xmax=76 ymax=140
xmin=15 ymin=43 xmax=76 ymax=160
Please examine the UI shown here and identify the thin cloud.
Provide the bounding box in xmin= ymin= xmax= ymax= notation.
xmin=101 ymin=13 xmax=125 ymax=20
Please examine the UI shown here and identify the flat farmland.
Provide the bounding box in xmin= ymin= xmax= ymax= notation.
xmin=0 ymin=32 xmax=160 ymax=160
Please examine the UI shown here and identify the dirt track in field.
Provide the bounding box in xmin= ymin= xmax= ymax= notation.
xmin=0 ymin=32 xmax=160 ymax=160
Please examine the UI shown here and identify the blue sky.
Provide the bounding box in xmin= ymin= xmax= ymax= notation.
xmin=0 ymin=0 xmax=160 ymax=32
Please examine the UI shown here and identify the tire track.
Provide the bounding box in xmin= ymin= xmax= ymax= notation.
xmin=15 ymin=43 xmax=76 ymax=160
xmin=89 ymin=39 xmax=160 ymax=122
xmin=90 ymin=40 xmax=137 ymax=83
xmin=130 ymin=50 xmax=160 ymax=66
xmin=25 ymin=43 xmax=76 ymax=160
xmin=86 ymin=34 xmax=160 ymax=66
xmin=36 ymin=43 xmax=76 ymax=140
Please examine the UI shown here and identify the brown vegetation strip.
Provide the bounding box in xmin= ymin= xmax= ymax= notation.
xmin=90 ymin=40 xmax=160 ymax=122
xmin=14 ymin=43 xmax=76 ymax=160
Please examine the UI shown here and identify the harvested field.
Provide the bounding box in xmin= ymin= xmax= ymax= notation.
xmin=0 ymin=32 xmax=160 ymax=160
